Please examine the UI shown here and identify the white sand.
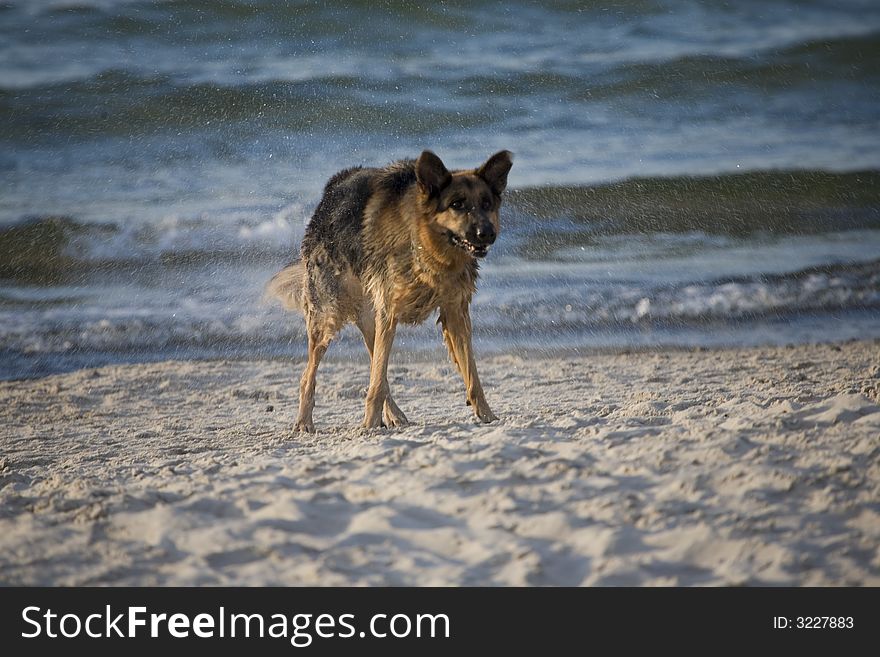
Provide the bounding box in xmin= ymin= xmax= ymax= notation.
xmin=1 ymin=340 xmax=879 ymax=586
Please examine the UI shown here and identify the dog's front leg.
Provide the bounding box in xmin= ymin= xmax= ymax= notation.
xmin=440 ymin=305 xmax=498 ymax=423
xmin=363 ymin=310 xmax=398 ymax=429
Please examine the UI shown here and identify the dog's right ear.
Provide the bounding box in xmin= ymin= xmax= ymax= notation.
xmin=416 ymin=151 xmax=451 ymax=199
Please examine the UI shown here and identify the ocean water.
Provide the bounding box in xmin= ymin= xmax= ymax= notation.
xmin=1 ymin=0 xmax=879 ymax=379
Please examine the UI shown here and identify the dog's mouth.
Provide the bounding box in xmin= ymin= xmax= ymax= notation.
xmin=448 ymin=232 xmax=490 ymax=258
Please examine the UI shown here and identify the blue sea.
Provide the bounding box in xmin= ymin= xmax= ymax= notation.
xmin=1 ymin=0 xmax=879 ymax=379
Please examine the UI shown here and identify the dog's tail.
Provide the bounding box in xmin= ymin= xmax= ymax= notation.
xmin=264 ymin=260 xmax=306 ymax=312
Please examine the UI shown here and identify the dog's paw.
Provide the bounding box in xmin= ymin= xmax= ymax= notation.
xmin=362 ymin=412 xmax=385 ymax=430
xmin=383 ymin=403 xmax=409 ymax=428
xmin=294 ymin=418 xmax=315 ymax=433
xmin=384 ymin=415 xmax=409 ymax=428
xmin=476 ymin=408 xmax=499 ymax=424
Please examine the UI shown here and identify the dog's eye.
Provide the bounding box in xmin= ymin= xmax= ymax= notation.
xmin=450 ymin=200 xmax=465 ymax=211
xmin=481 ymin=199 xmax=492 ymax=211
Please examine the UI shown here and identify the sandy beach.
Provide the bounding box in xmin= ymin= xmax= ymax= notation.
xmin=1 ymin=339 xmax=878 ymax=586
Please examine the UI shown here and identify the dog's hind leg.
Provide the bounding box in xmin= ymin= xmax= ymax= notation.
xmin=440 ymin=304 xmax=498 ymax=424
xmin=294 ymin=312 xmax=340 ymax=433
xmin=356 ymin=308 xmax=408 ymax=427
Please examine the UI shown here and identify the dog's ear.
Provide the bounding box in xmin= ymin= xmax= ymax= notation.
xmin=477 ymin=150 xmax=513 ymax=196
xmin=416 ymin=150 xmax=451 ymax=198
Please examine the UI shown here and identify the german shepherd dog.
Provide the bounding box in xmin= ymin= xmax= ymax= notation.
xmin=266 ymin=150 xmax=513 ymax=432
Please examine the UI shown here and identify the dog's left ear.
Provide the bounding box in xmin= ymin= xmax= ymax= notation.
xmin=477 ymin=150 xmax=513 ymax=196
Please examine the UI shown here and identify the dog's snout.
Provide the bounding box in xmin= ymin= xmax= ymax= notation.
xmin=475 ymin=222 xmax=496 ymax=245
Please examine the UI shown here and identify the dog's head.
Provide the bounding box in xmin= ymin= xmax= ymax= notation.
xmin=416 ymin=150 xmax=513 ymax=259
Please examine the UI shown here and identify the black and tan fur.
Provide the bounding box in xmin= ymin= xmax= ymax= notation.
xmin=266 ymin=150 xmax=513 ymax=431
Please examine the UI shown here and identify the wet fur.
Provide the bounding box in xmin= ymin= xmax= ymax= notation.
xmin=267 ymin=150 xmax=513 ymax=431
